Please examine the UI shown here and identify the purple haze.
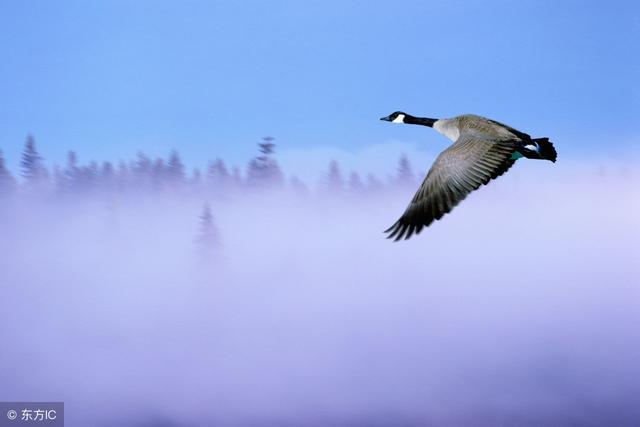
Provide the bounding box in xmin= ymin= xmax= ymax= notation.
xmin=0 ymin=149 xmax=639 ymax=426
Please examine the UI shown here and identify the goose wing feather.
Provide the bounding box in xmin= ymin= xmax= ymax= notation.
xmin=385 ymin=134 xmax=516 ymax=240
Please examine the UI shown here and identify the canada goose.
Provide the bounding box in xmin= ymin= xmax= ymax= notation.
xmin=380 ymin=112 xmax=557 ymax=240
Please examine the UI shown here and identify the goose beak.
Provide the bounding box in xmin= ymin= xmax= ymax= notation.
xmin=380 ymin=116 xmax=392 ymax=121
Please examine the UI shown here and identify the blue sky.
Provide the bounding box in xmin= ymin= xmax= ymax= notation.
xmin=0 ymin=0 xmax=638 ymax=176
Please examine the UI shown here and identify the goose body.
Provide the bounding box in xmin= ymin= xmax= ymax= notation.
xmin=380 ymin=112 xmax=557 ymax=240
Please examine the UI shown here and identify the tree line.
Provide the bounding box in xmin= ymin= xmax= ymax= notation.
xmin=0 ymin=135 xmax=419 ymax=198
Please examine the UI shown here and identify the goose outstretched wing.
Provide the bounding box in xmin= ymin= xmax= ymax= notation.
xmin=385 ymin=135 xmax=517 ymax=240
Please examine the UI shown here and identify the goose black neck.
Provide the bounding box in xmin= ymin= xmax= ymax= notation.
xmin=405 ymin=115 xmax=437 ymax=127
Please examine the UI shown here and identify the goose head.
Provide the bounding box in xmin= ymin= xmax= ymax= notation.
xmin=380 ymin=111 xmax=408 ymax=124
xmin=380 ymin=111 xmax=438 ymax=127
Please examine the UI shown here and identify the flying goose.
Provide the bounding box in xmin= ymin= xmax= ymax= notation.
xmin=380 ymin=112 xmax=557 ymax=240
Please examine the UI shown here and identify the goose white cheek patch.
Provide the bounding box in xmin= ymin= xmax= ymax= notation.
xmin=392 ymin=114 xmax=405 ymax=123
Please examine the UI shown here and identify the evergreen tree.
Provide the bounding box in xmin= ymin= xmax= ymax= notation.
xmin=325 ymin=160 xmax=344 ymax=193
xmin=207 ymin=158 xmax=230 ymax=191
xmin=0 ymin=150 xmax=17 ymax=196
xmin=100 ymin=161 xmax=116 ymax=192
xmin=20 ymin=135 xmax=48 ymax=185
xmin=246 ymin=136 xmax=284 ymax=187
xmin=196 ymin=203 xmax=220 ymax=255
xmin=78 ymin=161 xmax=99 ymax=192
xmin=132 ymin=151 xmax=152 ymax=190
xmin=258 ymin=136 xmax=275 ymax=156
xmin=167 ymin=149 xmax=186 ymax=185
xmin=208 ymin=158 xmax=228 ymax=178
xmin=61 ymin=151 xmax=80 ymax=193
xmin=396 ymin=154 xmax=415 ymax=186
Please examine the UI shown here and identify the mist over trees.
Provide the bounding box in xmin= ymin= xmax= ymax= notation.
xmin=1 ymin=134 xmax=638 ymax=427
xmin=0 ymin=134 xmax=418 ymax=263
xmin=246 ymin=136 xmax=284 ymax=188
xmin=325 ymin=160 xmax=344 ymax=194
xmin=0 ymin=135 xmax=413 ymax=200
xmin=195 ymin=202 xmax=221 ymax=263
xmin=395 ymin=153 xmax=416 ymax=187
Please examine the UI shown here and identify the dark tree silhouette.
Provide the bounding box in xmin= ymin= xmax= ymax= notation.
xmin=325 ymin=160 xmax=344 ymax=193
xmin=60 ymin=151 xmax=80 ymax=193
xmin=132 ymin=152 xmax=152 ymax=190
xmin=208 ymin=158 xmax=228 ymax=178
xmin=396 ymin=154 xmax=415 ymax=186
xmin=80 ymin=161 xmax=99 ymax=191
xmin=167 ymin=150 xmax=185 ymax=185
xmin=100 ymin=161 xmax=116 ymax=192
xmin=20 ymin=135 xmax=48 ymax=185
xmin=59 ymin=153 xmax=99 ymax=194
xmin=0 ymin=150 xmax=17 ymax=196
xmin=247 ymin=136 xmax=283 ymax=187
xmin=1 ymin=135 xmax=399 ymax=200
xmin=258 ymin=136 xmax=275 ymax=157
xmin=207 ymin=158 xmax=230 ymax=191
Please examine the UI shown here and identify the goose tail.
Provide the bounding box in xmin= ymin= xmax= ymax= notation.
xmin=533 ymin=138 xmax=557 ymax=163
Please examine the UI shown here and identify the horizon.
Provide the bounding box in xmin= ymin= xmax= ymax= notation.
xmin=1 ymin=131 xmax=638 ymax=187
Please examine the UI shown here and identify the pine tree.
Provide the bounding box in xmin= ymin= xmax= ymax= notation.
xmin=133 ymin=151 xmax=152 ymax=190
xmin=207 ymin=158 xmax=230 ymax=191
xmin=61 ymin=151 xmax=80 ymax=193
xmin=258 ymin=136 xmax=275 ymax=156
xmin=246 ymin=136 xmax=284 ymax=187
xmin=167 ymin=149 xmax=185 ymax=185
xmin=396 ymin=154 xmax=415 ymax=186
xmin=196 ymin=203 xmax=220 ymax=255
xmin=0 ymin=150 xmax=17 ymax=196
xmin=100 ymin=161 xmax=116 ymax=192
xmin=20 ymin=135 xmax=48 ymax=185
xmin=79 ymin=161 xmax=99 ymax=191
xmin=325 ymin=160 xmax=344 ymax=193
xmin=208 ymin=158 xmax=229 ymax=179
